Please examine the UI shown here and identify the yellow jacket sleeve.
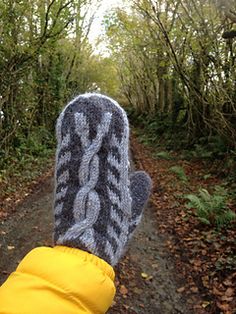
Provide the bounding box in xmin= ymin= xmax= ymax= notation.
xmin=0 ymin=246 xmax=115 ymax=314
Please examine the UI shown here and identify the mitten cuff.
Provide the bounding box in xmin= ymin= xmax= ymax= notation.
xmin=54 ymin=245 xmax=115 ymax=281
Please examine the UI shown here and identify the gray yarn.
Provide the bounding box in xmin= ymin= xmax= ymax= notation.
xmin=54 ymin=93 xmax=151 ymax=266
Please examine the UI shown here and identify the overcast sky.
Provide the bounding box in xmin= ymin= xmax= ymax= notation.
xmin=88 ymin=0 xmax=124 ymax=52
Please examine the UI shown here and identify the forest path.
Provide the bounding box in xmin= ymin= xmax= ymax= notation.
xmin=0 ymin=173 xmax=54 ymax=285
xmin=0 ymin=146 xmax=193 ymax=314
xmin=108 ymin=203 xmax=190 ymax=314
xmin=0 ymin=174 xmax=189 ymax=314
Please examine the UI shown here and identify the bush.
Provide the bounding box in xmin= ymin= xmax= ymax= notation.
xmin=170 ymin=165 xmax=188 ymax=182
xmin=185 ymin=187 xmax=236 ymax=228
xmin=0 ymin=126 xmax=55 ymax=191
xmin=16 ymin=127 xmax=55 ymax=157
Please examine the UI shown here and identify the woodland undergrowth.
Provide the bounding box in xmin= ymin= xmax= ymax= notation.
xmin=131 ymin=117 xmax=236 ymax=313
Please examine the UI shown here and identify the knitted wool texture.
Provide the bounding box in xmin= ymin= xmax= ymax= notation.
xmin=54 ymin=93 xmax=151 ymax=266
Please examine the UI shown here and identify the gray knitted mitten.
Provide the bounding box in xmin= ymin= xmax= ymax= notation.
xmin=54 ymin=93 xmax=151 ymax=266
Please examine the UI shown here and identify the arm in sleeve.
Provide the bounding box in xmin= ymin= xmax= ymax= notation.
xmin=0 ymin=246 xmax=116 ymax=314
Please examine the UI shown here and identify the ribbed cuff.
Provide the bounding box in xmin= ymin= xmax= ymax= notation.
xmin=54 ymin=246 xmax=115 ymax=281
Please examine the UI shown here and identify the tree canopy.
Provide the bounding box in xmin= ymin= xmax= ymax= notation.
xmin=105 ymin=0 xmax=236 ymax=150
xmin=0 ymin=0 xmax=118 ymax=168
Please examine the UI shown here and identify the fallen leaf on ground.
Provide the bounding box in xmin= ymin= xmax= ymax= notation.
xmin=223 ymin=279 xmax=233 ymax=287
xmin=225 ymin=287 xmax=234 ymax=297
xmin=120 ymin=285 xmax=128 ymax=295
xmin=7 ymin=245 xmax=15 ymax=250
xmin=216 ymin=302 xmax=229 ymax=311
xmin=221 ymin=295 xmax=233 ymax=302
xmin=141 ymin=272 xmax=148 ymax=279
xmin=177 ymin=287 xmax=185 ymax=293
xmin=213 ymin=286 xmax=224 ymax=296
xmin=202 ymin=301 xmax=211 ymax=308
xmin=190 ymin=286 xmax=199 ymax=293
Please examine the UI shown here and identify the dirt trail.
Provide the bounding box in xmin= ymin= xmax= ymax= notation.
xmin=0 ymin=174 xmax=189 ymax=313
xmin=109 ymin=204 xmax=190 ymax=314
xmin=0 ymin=175 xmax=54 ymax=285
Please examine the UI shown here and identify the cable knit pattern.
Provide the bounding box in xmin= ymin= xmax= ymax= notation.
xmin=53 ymin=93 xmax=151 ymax=266
xmin=57 ymin=111 xmax=112 ymax=244
xmin=105 ymin=133 xmax=132 ymax=264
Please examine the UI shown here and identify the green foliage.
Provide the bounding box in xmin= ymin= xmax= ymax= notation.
xmin=203 ymin=174 xmax=212 ymax=180
xmin=0 ymin=126 xmax=54 ymax=174
xmin=154 ymin=151 xmax=172 ymax=160
xmin=105 ymin=0 xmax=236 ymax=152
xmin=131 ymin=110 xmax=236 ymax=172
xmin=16 ymin=128 xmax=54 ymax=157
xmin=129 ymin=110 xmax=177 ymax=150
xmin=0 ymin=125 xmax=55 ymax=198
xmin=0 ymin=0 xmax=119 ymax=195
xmin=188 ymin=136 xmax=229 ymax=159
xmin=170 ymin=166 xmax=188 ymax=182
xmin=185 ymin=187 xmax=236 ymax=228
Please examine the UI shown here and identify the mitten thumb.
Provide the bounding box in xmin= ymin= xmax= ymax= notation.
xmin=129 ymin=171 xmax=152 ymax=235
